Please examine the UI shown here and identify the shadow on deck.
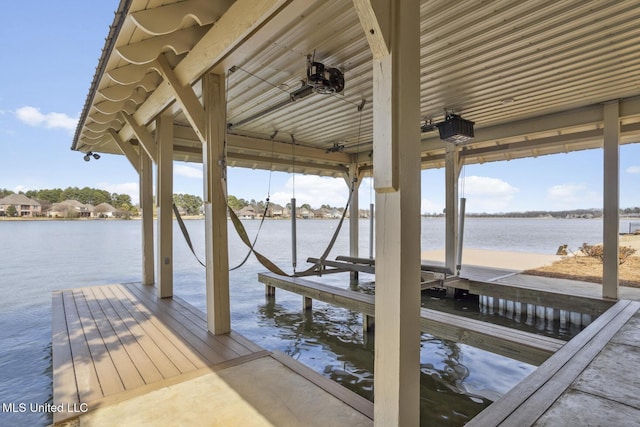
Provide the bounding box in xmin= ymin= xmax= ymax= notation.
xmin=52 ymin=283 xmax=372 ymax=426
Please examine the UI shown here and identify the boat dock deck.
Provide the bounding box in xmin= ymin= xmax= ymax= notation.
xmin=454 ymin=265 xmax=640 ymax=316
xmin=52 ymin=283 xmax=372 ymax=426
xmin=468 ymin=299 xmax=640 ymax=426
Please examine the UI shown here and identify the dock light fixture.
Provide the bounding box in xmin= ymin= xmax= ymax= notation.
xmin=83 ymin=151 xmax=100 ymax=161
xmin=436 ymin=113 xmax=475 ymax=144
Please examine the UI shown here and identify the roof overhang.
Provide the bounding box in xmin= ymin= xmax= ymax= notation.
xmin=73 ymin=0 xmax=640 ymax=176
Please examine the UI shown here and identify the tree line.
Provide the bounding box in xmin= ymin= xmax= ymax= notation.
xmin=227 ymin=195 xmax=336 ymax=212
xmin=423 ymin=207 xmax=640 ymax=218
xmin=0 ymin=187 xmax=134 ymax=212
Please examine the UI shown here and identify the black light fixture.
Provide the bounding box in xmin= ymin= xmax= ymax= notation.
xmin=436 ymin=113 xmax=475 ymax=144
xmin=83 ymin=151 xmax=100 ymax=161
xmin=421 ymin=111 xmax=475 ymax=144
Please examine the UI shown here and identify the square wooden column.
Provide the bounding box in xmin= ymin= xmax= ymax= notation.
xmin=603 ymin=100 xmax=620 ymax=299
xmin=348 ymin=164 xmax=361 ymax=256
xmin=156 ymin=113 xmax=173 ymax=298
xmin=445 ymin=143 xmax=460 ymax=273
xmin=347 ymin=165 xmax=362 ymax=281
xmin=203 ymin=72 xmax=231 ymax=334
xmin=366 ymin=0 xmax=422 ymax=425
xmin=139 ymin=148 xmax=154 ymax=285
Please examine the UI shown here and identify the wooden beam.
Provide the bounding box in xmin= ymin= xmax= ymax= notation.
xmin=603 ymin=101 xmax=620 ymax=300
xmin=352 ymin=0 xmax=391 ymax=59
xmin=121 ymin=112 xmax=158 ymax=164
xmin=228 ymin=133 xmax=351 ymax=164
xmin=107 ymin=129 xmax=140 ymax=174
xmin=156 ymin=113 xmax=174 ymax=298
xmin=203 ymin=72 xmax=230 ymax=334
xmin=155 ymin=54 xmax=206 ymax=143
xmin=128 ymin=0 xmax=290 ymax=139
xmin=226 ymin=151 xmax=349 ymax=174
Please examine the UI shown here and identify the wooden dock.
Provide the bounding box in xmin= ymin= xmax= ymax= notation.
xmin=467 ymin=299 xmax=640 ymax=426
xmin=52 ymin=283 xmax=373 ymax=426
xmin=452 ymin=265 xmax=640 ymax=316
xmin=258 ymin=272 xmax=565 ymax=365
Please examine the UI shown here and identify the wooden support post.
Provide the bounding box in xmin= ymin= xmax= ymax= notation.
xmin=603 ymin=100 xmax=619 ymax=300
xmin=369 ymin=201 xmax=374 ymax=259
xmin=203 ymin=72 xmax=231 ymax=334
xmin=356 ymin=0 xmax=421 ymax=425
xmin=303 ymin=296 xmax=313 ymax=311
xmin=265 ymin=285 xmax=275 ymax=297
xmin=156 ymin=113 xmax=173 ymax=298
xmin=363 ymin=314 xmax=375 ymax=333
xmin=445 ymin=143 xmax=460 ymax=274
xmin=139 ymin=148 xmax=154 ymax=285
xmin=347 ymin=165 xmax=362 ymax=281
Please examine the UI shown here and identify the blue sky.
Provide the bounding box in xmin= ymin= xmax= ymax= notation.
xmin=1 ymin=1 xmax=639 ymax=214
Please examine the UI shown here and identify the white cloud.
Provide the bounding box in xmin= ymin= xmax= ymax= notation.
xmin=96 ymin=182 xmax=140 ymax=205
xmin=546 ymin=183 xmax=600 ymax=208
xmin=13 ymin=185 xmax=32 ymax=193
xmin=15 ymin=106 xmax=77 ymax=132
xmin=626 ymin=166 xmax=640 ymax=174
xmin=461 ymin=175 xmax=519 ymax=213
xmin=175 ymin=164 xmax=203 ymax=178
xmin=270 ymin=175 xmax=349 ymax=208
xmin=421 ymin=198 xmax=442 ymax=215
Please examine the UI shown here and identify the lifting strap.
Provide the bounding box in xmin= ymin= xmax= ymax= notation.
xmin=229 ymin=184 xmax=354 ymax=277
xmin=173 ymin=184 xmax=353 ymax=277
xmin=173 ymin=203 xmax=206 ymax=268
xmin=229 ymin=199 xmax=270 ymax=271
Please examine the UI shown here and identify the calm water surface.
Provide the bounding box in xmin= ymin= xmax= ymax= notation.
xmin=0 ymin=217 xmax=630 ymax=426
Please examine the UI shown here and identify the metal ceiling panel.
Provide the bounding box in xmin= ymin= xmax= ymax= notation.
xmin=73 ymin=0 xmax=640 ymax=175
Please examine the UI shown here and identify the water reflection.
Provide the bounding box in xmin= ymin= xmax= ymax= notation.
xmin=255 ymin=293 xmax=513 ymax=425
xmin=423 ymin=289 xmax=589 ymax=341
xmin=258 ymin=297 xmax=375 ymax=400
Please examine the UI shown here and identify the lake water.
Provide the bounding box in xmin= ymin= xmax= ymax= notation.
xmin=0 ymin=217 xmax=632 ymax=426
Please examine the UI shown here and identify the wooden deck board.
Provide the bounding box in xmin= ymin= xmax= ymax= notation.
xmin=85 ymin=287 xmax=164 ymax=385
xmin=104 ymin=285 xmax=201 ymax=372
xmin=71 ymin=289 xmax=126 ymax=396
xmin=120 ymin=286 xmax=238 ymax=363
xmin=51 ymin=292 xmax=80 ymax=410
xmin=127 ymin=283 xmax=250 ymax=358
xmin=79 ymin=288 xmax=146 ymax=390
xmin=95 ymin=285 xmax=184 ymax=378
xmin=61 ymin=291 xmax=103 ymax=403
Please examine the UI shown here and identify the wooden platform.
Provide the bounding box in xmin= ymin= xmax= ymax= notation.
xmin=258 ymin=272 xmax=565 ymax=365
xmin=52 ymin=283 xmax=373 ymax=425
xmin=467 ymin=299 xmax=640 ymax=426
xmin=452 ymin=266 xmax=640 ymax=316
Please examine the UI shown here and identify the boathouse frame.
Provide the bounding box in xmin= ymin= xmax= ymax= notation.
xmin=71 ymin=1 xmax=640 ymax=425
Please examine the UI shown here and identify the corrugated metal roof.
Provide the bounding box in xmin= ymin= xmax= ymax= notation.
xmin=73 ymin=0 xmax=640 ymax=175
